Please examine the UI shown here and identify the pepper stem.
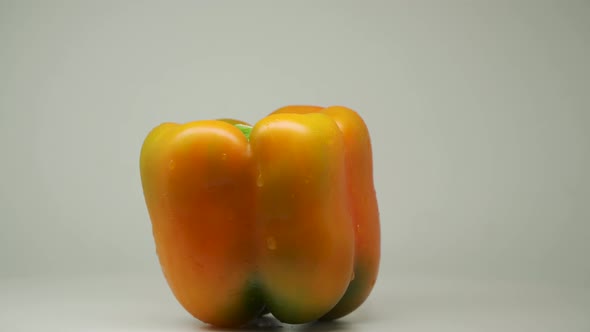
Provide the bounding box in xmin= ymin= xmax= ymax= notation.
xmin=235 ymin=124 xmax=253 ymax=141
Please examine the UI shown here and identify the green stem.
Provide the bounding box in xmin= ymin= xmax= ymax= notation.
xmin=235 ymin=124 xmax=253 ymax=141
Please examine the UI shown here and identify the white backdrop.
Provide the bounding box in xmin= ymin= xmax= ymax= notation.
xmin=1 ymin=0 xmax=589 ymax=292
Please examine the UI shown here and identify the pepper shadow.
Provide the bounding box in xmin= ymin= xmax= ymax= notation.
xmin=199 ymin=315 xmax=351 ymax=332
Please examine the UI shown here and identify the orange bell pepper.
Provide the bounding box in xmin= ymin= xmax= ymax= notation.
xmin=139 ymin=105 xmax=380 ymax=327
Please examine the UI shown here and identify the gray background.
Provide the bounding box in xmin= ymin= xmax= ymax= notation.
xmin=0 ymin=1 xmax=588 ymax=329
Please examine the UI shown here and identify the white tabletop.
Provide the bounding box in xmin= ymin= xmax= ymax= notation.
xmin=1 ymin=274 xmax=588 ymax=332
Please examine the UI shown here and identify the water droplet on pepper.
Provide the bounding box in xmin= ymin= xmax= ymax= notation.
xmin=266 ymin=236 xmax=277 ymax=250
xmin=168 ymin=160 xmax=176 ymax=170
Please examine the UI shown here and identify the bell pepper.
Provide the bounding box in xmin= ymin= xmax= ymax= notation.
xmin=139 ymin=105 xmax=380 ymax=327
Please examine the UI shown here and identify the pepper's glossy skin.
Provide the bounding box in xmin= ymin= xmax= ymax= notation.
xmin=139 ymin=106 xmax=380 ymax=327
xmin=271 ymin=106 xmax=381 ymax=321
